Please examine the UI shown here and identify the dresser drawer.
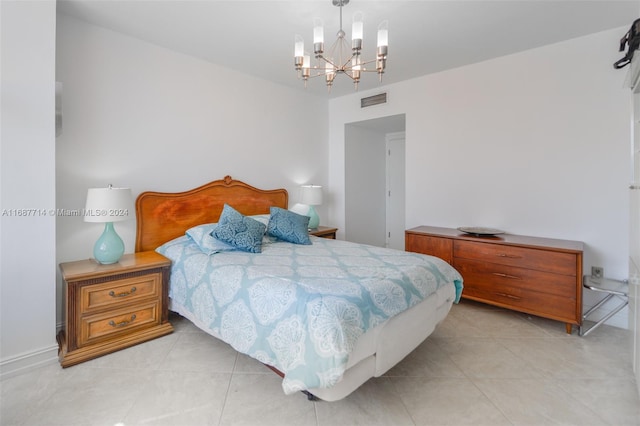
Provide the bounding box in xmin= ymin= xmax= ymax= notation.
xmin=462 ymin=284 xmax=578 ymax=323
xmin=454 ymin=258 xmax=577 ymax=298
xmin=79 ymin=301 xmax=161 ymax=347
xmin=454 ymin=240 xmax=577 ymax=276
xmin=80 ymin=273 xmax=162 ymax=313
xmin=406 ymin=234 xmax=453 ymax=264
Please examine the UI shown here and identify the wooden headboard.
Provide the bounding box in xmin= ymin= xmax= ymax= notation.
xmin=135 ymin=176 xmax=288 ymax=252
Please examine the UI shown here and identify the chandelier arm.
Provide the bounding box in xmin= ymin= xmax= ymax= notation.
xmin=341 ymin=72 xmax=357 ymax=81
xmin=323 ymin=36 xmax=351 ymax=68
xmin=335 ymin=54 xmax=357 ymax=70
xmin=304 ymin=70 xmax=336 ymax=79
xmin=316 ymin=54 xmax=341 ymax=69
xmin=344 ymin=58 xmax=382 ymax=72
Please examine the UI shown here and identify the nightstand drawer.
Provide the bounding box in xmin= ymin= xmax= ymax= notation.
xmin=79 ymin=301 xmax=161 ymax=347
xmin=80 ymin=273 xmax=162 ymax=313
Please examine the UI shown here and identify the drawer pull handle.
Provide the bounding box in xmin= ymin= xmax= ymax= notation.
xmin=493 ymin=272 xmax=521 ymax=280
xmin=496 ymin=254 xmax=521 ymax=259
xmin=109 ymin=287 xmax=137 ymax=298
xmin=108 ymin=314 xmax=136 ymax=328
xmin=496 ymin=292 xmax=521 ymax=300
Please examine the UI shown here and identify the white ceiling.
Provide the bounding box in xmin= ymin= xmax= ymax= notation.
xmin=57 ymin=0 xmax=639 ymax=98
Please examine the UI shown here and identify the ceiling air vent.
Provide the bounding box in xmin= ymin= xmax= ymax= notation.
xmin=361 ymin=93 xmax=387 ymax=108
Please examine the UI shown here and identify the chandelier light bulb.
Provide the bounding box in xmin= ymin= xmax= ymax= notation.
xmin=313 ymin=18 xmax=325 ymax=55
xmin=377 ymin=20 xmax=388 ymax=48
xmin=302 ymin=53 xmax=311 ymax=87
xmin=325 ymin=61 xmax=336 ymax=91
xmin=351 ymin=56 xmax=361 ymax=71
xmin=351 ymin=11 xmax=363 ymax=51
xmin=313 ymin=18 xmax=324 ymax=44
xmin=294 ymin=34 xmax=304 ymax=57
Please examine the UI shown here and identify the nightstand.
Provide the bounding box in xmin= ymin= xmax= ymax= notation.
xmin=57 ymin=251 xmax=174 ymax=367
xmin=310 ymin=226 xmax=338 ymax=239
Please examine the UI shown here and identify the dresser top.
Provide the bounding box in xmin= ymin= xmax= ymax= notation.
xmin=406 ymin=226 xmax=584 ymax=253
xmin=60 ymin=251 xmax=170 ymax=281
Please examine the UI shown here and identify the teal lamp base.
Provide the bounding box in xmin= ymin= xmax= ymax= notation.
xmin=93 ymin=222 xmax=125 ymax=264
xmin=307 ymin=206 xmax=320 ymax=229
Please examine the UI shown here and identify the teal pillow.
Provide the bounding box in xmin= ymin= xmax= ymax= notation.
xmin=212 ymin=204 xmax=266 ymax=253
xmin=267 ymin=206 xmax=311 ymax=245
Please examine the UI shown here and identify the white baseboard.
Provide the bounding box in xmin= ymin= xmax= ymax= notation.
xmin=0 ymin=345 xmax=59 ymax=381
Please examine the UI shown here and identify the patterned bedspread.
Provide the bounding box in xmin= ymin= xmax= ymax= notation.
xmin=156 ymin=235 xmax=463 ymax=394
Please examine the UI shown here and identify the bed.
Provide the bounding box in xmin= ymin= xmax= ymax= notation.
xmin=135 ymin=176 xmax=463 ymax=401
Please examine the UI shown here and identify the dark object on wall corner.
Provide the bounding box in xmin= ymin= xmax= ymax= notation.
xmin=55 ymin=82 xmax=62 ymax=137
xmin=614 ymin=18 xmax=640 ymax=69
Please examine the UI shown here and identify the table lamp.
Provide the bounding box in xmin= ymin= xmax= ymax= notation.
xmin=300 ymin=184 xmax=323 ymax=229
xmin=84 ymin=185 xmax=134 ymax=264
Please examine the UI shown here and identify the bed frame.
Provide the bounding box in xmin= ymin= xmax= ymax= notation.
xmin=135 ymin=175 xmax=288 ymax=252
xmin=135 ymin=175 xmax=456 ymax=401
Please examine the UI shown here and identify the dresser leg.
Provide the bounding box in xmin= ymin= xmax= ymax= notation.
xmin=565 ymin=323 xmax=572 ymax=334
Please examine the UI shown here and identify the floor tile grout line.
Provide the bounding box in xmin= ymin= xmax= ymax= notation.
xmin=116 ymin=332 xmax=186 ymax=425
xmin=216 ymin=352 xmax=240 ymax=426
xmin=470 ymin=377 xmax=613 ymax=426
xmin=384 ymin=375 xmax=418 ymax=426
xmin=466 ymin=377 xmax=516 ymax=426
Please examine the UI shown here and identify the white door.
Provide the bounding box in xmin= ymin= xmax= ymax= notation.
xmin=386 ymin=132 xmax=405 ymax=250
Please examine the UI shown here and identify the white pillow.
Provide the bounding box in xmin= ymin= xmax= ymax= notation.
xmin=186 ymin=223 xmax=236 ymax=255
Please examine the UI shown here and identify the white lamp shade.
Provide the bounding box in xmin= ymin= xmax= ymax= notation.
xmin=300 ymin=185 xmax=323 ymax=206
xmin=294 ymin=34 xmax=304 ymax=57
xmin=84 ymin=187 xmax=134 ymax=223
xmin=351 ymin=12 xmax=364 ymax=40
xmin=313 ymin=18 xmax=324 ymax=44
xmin=377 ymin=20 xmax=389 ymax=47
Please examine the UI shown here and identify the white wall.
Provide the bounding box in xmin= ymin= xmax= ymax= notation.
xmin=55 ymin=15 xmax=328 ymax=325
xmin=1 ymin=1 xmax=58 ymax=377
xmin=329 ymin=27 xmax=631 ymax=328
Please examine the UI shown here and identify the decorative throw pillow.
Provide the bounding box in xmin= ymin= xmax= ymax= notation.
xmin=186 ymin=223 xmax=237 ymax=255
xmin=249 ymin=214 xmax=278 ymax=245
xmin=267 ymin=206 xmax=311 ymax=245
xmin=212 ymin=204 xmax=266 ymax=253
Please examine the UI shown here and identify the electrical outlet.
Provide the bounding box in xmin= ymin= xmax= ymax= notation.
xmin=591 ymin=266 xmax=604 ymax=279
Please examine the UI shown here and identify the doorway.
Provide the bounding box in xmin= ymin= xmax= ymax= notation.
xmin=345 ymin=114 xmax=406 ymax=249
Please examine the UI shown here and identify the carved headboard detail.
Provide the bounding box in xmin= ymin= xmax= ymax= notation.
xmin=135 ymin=176 xmax=288 ymax=252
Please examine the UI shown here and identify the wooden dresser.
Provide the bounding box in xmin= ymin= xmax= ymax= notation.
xmin=58 ymin=251 xmax=174 ymax=367
xmin=406 ymin=226 xmax=584 ymax=333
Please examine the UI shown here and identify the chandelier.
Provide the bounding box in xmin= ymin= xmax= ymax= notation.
xmin=294 ymin=0 xmax=388 ymax=91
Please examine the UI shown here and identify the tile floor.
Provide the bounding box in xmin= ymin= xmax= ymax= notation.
xmin=2 ymin=300 xmax=639 ymax=426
